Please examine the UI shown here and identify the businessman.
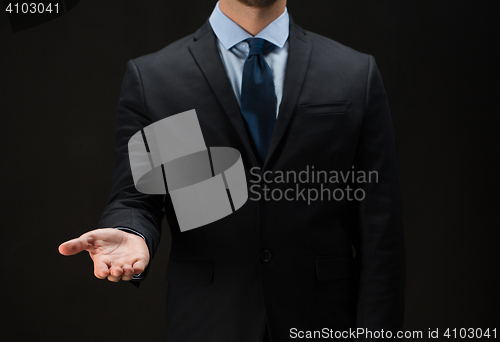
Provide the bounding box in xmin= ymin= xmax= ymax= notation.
xmin=59 ymin=0 xmax=405 ymax=341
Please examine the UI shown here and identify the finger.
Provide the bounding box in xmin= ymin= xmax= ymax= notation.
xmin=107 ymin=266 xmax=123 ymax=282
xmin=121 ymin=265 xmax=135 ymax=281
xmin=94 ymin=260 xmax=110 ymax=279
xmin=132 ymin=260 xmax=147 ymax=275
xmin=58 ymin=237 xmax=90 ymax=256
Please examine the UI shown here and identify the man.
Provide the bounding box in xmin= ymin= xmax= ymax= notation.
xmin=59 ymin=0 xmax=405 ymax=341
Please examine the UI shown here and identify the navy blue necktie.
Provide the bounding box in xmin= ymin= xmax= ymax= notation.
xmin=240 ymin=38 xmax=277 ymax=165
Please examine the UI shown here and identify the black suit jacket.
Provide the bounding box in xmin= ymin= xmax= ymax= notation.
xmin=98 ymin=17 xmax=405 ymax=342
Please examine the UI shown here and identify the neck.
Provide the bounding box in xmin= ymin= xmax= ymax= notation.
xmin=219 ymin=0 xmax=286 ymax=36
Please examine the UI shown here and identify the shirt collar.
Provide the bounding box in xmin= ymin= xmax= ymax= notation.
xmin=209 ymin=1 xmax=289 ymax=50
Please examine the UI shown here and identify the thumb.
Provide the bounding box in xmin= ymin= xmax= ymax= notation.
xmin=58 ymin=234 xmax=92 ymax=256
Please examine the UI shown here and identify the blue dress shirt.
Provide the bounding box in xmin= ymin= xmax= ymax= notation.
xmin=209 ymin=1 xmax=290 ymax=117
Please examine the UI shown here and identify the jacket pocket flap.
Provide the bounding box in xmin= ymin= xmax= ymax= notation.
xmin=298 ymin=102 xmax=350 ymax=116
xmin=165 ymin=259 xmax=214 ymax=284
xmin=315 ymin=255 xmax=354 ymax=280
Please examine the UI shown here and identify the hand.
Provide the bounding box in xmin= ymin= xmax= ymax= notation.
xmin=58 ymin=228 xmax=149 ymax=282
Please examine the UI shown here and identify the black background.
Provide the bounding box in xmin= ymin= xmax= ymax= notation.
xmin=1 ymin=1 xmax=498 ymax=341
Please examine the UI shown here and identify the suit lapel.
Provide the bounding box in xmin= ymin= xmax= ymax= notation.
xmin=264 ymin=17 xmax=312 ymax=170
xmin=188 ymin=21 xmax=260 ymax=168
xmin=188 ymin=17 xmax=313 ymax=171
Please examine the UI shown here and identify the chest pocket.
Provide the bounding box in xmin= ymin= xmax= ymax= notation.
xmin=297 ymin=102 xmax=350 ymax=117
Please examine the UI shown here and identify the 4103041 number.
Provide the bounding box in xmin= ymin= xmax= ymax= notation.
xmin=5 ymin=3 xmax=59 ymax=14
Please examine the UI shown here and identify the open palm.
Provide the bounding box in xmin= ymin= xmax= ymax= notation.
xmin=58 ymin=228 xmax=149 ymax=282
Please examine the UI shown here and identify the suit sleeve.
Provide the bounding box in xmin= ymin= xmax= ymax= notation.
xmin=353 ymin=55 xmax=406 ymax=339
xmin=97 ymin=59 xmax=165 ymax=288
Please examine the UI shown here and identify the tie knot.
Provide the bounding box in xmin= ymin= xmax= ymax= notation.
xmin=247 ymin=38 xmax=266 ymax=56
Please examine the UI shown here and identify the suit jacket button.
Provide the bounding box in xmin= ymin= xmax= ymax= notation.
xmin=261 ymin=250 xmax=272 ymax=262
